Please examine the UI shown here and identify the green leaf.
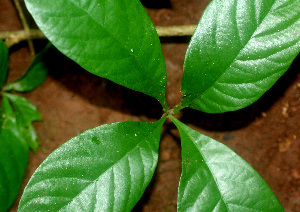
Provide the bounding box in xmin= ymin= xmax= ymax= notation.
xmin=4 ymin=43 xmax=52 ymax=92
xmin=178 ymin=0 xmax=300 ymax=113
xmin=4 ymin=93 xmax=42 ymax=152
xmin=0 ymin=96 xmax=29 ymax=211
xmin=170 ymin=116 xmax=283 ymax=212
xmin=18 ymin=118 xmax=166 ymax=211
xmin=0 ymin=40 xmax=9 ymax=89
xmin=25 ymin=0 xmax=168 ymax=109
xmin=4 ymin=93 xmax=42 ymax=126
xmin=23 ymin=123 xmax=40 ymax=153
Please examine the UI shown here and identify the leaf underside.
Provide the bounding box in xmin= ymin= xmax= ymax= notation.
xmin=170 ymin=116 xmax=283 ymax=212
xmin=25 ymin=0 xmax=167 ymax=109
xmin=180 ymin=0 xmax=300 ymax=113
xmin=18 ymin=118 xmax=165 ymax=212
xmin=0 ymin=96 xmax=29 ymax=211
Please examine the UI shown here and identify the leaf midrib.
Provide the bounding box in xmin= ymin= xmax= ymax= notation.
xmin=55 ymin=121 xmax=163 ymax=211
xmin=185 ymin=0 xmax=277 ymax=109
xmin=46 ymin=0 xmax=163 ymax=97
xmin=177 ymin=122 xmax=230 ymax=212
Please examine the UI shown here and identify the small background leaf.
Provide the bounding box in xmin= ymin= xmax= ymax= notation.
xmin=0 ymin=96 xmax=29 ymax=211
xmin=0 ymin=40 xmax=9 ymax=89
xmin=25 ymin=0 xmax=168 ymax=109
xmin=179 ymin=0 xmax=300 ymax=113
xmin=4 ymin=93 xmax=42 ymax=152
xmin=170 ymin=116 xmax=283 ymax=212
xmin=4 ymin=93 xmax=42 ymax=125
xmin=4 ymin=43 xmax=52 ymax=92
xmin=18 ymin=118 xmax=165 ymax=211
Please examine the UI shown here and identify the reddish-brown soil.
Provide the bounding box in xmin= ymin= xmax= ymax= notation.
xmin=1 ymin=0 xmax=299 ymax=211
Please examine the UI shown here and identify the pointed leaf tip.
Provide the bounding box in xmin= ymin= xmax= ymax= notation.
xmin=4 ymin=43 xmax=52 ymax=92
xmin=25 ymin=0 xmax=167 ymax=109
xmin=180 ymin=0 xmax=300 ymax=113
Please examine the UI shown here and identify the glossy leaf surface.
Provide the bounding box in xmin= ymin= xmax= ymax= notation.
xmin=19 ymin=118 xmax=165 ymax=211
xmin=4 ymin=44 xmax=52 ymax=92
xmin=170 ymin=116 xmax=283 ymax=211
xmin=0 ymin=96 xmax=29 ymax=211
xmin=25 ymin=0 xmax=167 ymax=109
xmin=5 ymin=93 xmax=42 ymax=152
xmin=179 ymin=0 xmax=300 ymax=113
xmin=0 ymin=40 xmax=9 ymax=89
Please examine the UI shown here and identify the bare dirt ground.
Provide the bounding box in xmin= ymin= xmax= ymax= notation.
xmin=1 ymin=0 xmax=299 ymax=211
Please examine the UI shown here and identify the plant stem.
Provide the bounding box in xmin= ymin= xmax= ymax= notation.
xmin=0 ymin=25 xmax=197 ymax=47
xmin=156 ymin=25 xmax=196 ymax=37
xmin=13 ymin=0 xmax=35 ymax=56
xmin=0 ymin=30 xmax=44 ymax=48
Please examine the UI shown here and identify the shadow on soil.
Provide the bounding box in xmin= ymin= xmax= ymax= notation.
xmin=37 ymin=42 xmax=299 ymax=132
xmin=140 ymin=0 xmax=171 ymax=9
xmin=180 ymin=54 xmax=299 ymax=131
xmin=38 ymin=44 xmax=163 ymax=120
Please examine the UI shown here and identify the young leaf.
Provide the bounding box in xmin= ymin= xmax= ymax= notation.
xmin=0 ymin=96 xmax=29 ymax=211
xmin=4 ymin=93 xmax=42 ymax=152
xmin=24 ymin=0 xmax=168 ymax=109
xmin=170 ymin=116 xmax=283 ymax=212
xmin=4 ymin=43 xmax=52 ymax=92
xmin=18 ymin=118 xmax=166 ymax=211
xmin=22 ymin=123 xmax=40 ymax=153
xmin=4 ymin=93 xmax=42 ymax=126
xmin=0 ymin=40 xmax=9 ymax=90
xmin=178 ymin=0 xmax=300 ymax=113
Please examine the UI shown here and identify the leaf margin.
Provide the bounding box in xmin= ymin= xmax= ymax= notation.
xmin=176 ymin=0 xmax=300 ymax=114
xmin=18 ymin=117 xmax=166 ymax=211
xmin=169 ymin=115 xmax=284 ymax=212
